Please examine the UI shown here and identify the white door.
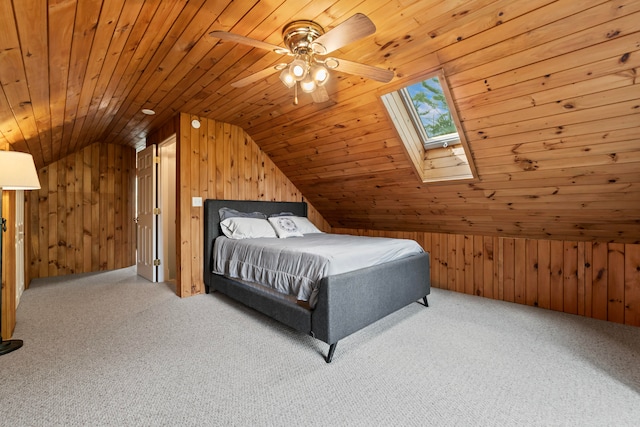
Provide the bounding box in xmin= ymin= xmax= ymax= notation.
xmin=15 ymin=190 xmax=25 ymax=307
xmin=137 ymin=145 xmax=158 ymax=282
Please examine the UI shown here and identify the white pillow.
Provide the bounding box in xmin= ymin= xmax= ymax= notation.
xmin=269 ymin=216 xmax=322 ymax=235
xmin=268 ymin=216 xmax=304 ymax=238
xmin=220 ymin=217 xmax=277 ymax=239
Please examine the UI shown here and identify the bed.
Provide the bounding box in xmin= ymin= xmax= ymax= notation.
xmin=203 ymin=199 xmax=430 ymax=362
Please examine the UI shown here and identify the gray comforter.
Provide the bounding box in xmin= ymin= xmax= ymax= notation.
xmin=212 ymin=233 xmax=424 ymax=307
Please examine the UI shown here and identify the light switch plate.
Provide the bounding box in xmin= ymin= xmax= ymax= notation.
xmin=192 ymin=197 xmax=203 ymax=207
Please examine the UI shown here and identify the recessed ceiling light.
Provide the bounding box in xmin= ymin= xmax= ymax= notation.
xmin=141 ymin=109 xmax=155 ymax=115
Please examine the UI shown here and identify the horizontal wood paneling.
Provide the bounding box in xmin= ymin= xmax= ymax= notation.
xmin=148 ymin=113 xmax=330 ymax=297
xmin=333 ymin=227 xmax=640 ymax=327
xmin=27 ymin=143 xmax=136 ymax=278
xmin=1 ymin=1 xmax=638 ymax=246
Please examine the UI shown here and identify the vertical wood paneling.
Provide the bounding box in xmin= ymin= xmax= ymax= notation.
xmin=439 ymin=234 xmax=448 ymax=289
xmin=583 ymin=242 xmax=593 ymax=318
xmin=91 ymin=145 xmax=101 ymax=271
xmin=447 ymin=234 xmax=456 ymax=291
xmin=492 ymin=237 xmax=500 ymax=299
xmin=608 ymin=243 xmax=626 ymax=323
xmin=47 ymin=164 xmax=57 ymax=276
xmin=549 ymin=241 xmax=564 ymax=312
xmin=82 ymin=149 xmax=92 ymax=272
xmin=189 ymin=116 xmax=201 ymax=295
xmin=537 ymin=240 xmax=551 ymax=309
xmin=525 ymin=239 xmax=538 ymax=307
xmin=57 ymin=156 xmax=67 ymax=274
xmin=107 ymin=144 xmax=116 ymax=271
xmin=27 ymin=143 xmax=136 ymax=279
xmin=99 ymin=144 xmax=107 ymax=270
xmin=591 ymin=242 xmax=608 ymax=320
xmin=114 ymin=147 xmax=123 ymax=269
xmin=514 ymin=238 xmax=526 ymax=304
xmin=1 ymin=192 xmax=16 ymax=339
xmin=36 ymin=166 xmax=48 ymax=278
xmin=431 ymin=233 xmax=441 ymax=288
xmin=502 ymin=238 xmax=515 ymax=302
xmin=563 ymin=241 xmax=578 ymax=315
xmin=331 ymin=227 xmax=640 ymax=327
xmin=178 ymin=115 xmax=192 ymax=297
xmin=625 ymin=244 xmax=640 ymax=326
xmin=463 ymin=235 xmax=473 ymax=295
xmin=472 ymin=236 xmax=484 ymax=296
xmin=577 ymin=242 xmax=586 ymax=317
xmin=454 ymin=234 xmax=465 ymax=293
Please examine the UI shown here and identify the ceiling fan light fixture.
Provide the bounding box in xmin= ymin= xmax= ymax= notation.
xmin=279 ymin=69 xmax=296 ymax=88
xmin=212 ymin=14 xmax=391 ymax=104
xmin=310 ymin=63 xmax=329 ymax=86
xmin=300 ymin=74 xmax=317 ymax=93
xmin=289 ymin=58 xmax=307 ymax=80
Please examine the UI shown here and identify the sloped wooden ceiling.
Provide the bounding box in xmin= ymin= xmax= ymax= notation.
xmin=1 ymin=0 xmax=638 ymax=243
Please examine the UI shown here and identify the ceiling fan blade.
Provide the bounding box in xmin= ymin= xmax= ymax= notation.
xmin=311 ymin=85 xmax=330 ymax=103
xmin=230 ymin=64 xmax=285 ymax=88
xmin=332 ymin=58 xmax=394 ymax=83
xmin=313 ymin=13 xmax=376 ymax=55
xmin=209 ymin=31 xmax=289 ymax=54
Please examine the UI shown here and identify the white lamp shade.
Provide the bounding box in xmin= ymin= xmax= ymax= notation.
xmin=279 ymin=69 xmax=296 ymax=88
xmin=300 ymin=74 xmax=317 ymax=93
xmin=289 ymin=58 xmax=307 ymax=81
xmin=310 ymin=64 xmax=329 ymax=86
xmin=0 ymin=151 xmax=41 ymax=190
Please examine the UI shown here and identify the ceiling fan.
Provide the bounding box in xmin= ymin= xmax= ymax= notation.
xmin=209 ymin=13 xmax=394 ymax=104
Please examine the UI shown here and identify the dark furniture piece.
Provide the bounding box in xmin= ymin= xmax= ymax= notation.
xmin=203 ymin=199 xmax=430 ymax=362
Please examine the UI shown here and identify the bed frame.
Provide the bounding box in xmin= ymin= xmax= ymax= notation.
xmin=203 ymin=199 xmax=430 ymax=362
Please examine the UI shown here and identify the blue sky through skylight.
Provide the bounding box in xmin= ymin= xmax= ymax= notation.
xmin=405 ymin=77 xmax=453 ymax=138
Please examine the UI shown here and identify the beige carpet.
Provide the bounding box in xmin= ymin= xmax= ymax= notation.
xmin=1 ymin=266 xmax=639 ymax=426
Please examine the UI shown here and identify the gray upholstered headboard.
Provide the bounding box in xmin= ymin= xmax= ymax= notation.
xmin=203 ymin=199 xmax=307 ymax=288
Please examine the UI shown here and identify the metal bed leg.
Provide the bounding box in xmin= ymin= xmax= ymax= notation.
xmin=325 ymin=343 xmax=337 ymax=363
xmin=422 ymin=296 xmax=429 ymax=307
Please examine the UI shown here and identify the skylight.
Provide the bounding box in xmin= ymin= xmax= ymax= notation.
xmin=380 ymin=69 xmax=477 ymax=183
xmin=401 ymin=77 xmax=459 ymax=149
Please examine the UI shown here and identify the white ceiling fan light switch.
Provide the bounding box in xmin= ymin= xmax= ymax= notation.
xmin=192 ymin=197 xmax=203 ymax=207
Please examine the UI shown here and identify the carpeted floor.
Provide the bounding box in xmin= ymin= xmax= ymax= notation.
xmin=1 ymin=266 xmax=639 ymax=426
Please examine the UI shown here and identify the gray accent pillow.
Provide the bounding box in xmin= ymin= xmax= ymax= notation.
xmin=269 ymin=211 xmax=295 ymax=217
xmin=219 ymin=207 xmax=267 ymax=221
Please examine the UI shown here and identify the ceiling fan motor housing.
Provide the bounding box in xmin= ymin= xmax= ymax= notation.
xmin=282 ymin=20 xmax=325 ymax=54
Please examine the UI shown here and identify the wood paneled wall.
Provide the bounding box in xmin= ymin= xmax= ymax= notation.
xmin=147 ymin=113 xmax=330 ymax=298
xmin=334 ymin=227 xmax=640 ymax=327
xmin=27 ymin=143 xmax=136 ymax=279
xmin=1 ymin=191 xmax=17 ymax=339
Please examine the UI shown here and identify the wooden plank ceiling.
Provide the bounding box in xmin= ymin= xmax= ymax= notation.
xmin=0 ymin=0 xmax=638 ymax=243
